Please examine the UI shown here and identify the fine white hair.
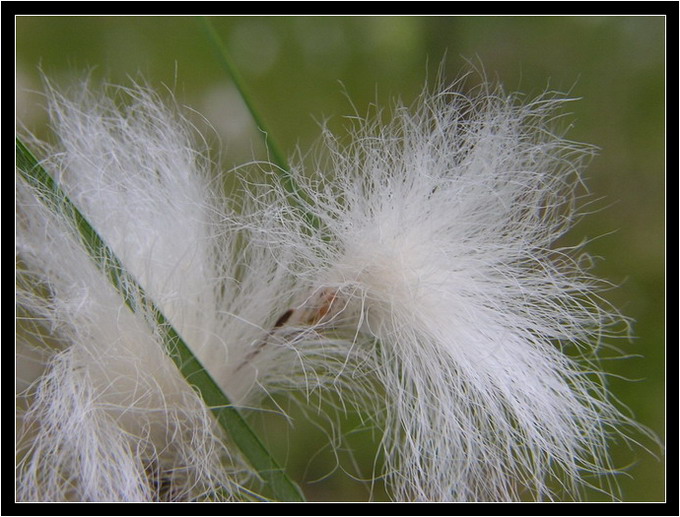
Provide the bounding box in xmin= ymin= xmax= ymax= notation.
xmin=16 ymin=78 xmax=250 ymax=501
xmin=16 ymin=73 xmax=645 ymax=502
xmin=241 ymin=75 xmax=641 ymax=501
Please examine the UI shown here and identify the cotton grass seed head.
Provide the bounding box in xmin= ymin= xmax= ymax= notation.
xmin=15 ymin=76 xmax=378 ymax=502
xmin=243 ymin=76 xmax=646 ymax=501
xmin=15 ymin=78 xmax=255 ymax=501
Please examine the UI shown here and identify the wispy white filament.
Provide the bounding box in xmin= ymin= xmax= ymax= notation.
xmin=16 ymin=74 xmax=643 ymax=502
xmin=238 ymin=77 xmax=641 ymax=501
xmin=16 ymin=79 xmax=252 ymax=501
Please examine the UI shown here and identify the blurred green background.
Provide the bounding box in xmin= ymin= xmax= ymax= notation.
xmin=16 ymin=15 xmax=665 ymax=502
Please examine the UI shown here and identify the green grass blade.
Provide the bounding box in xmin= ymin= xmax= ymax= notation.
xmin=198 ymin=16 xmax=322 ymax=233
xmin=16 ymin=137 xmax=305 ymax=502
xmin=198 ymin=16 xmax=289 ymax=175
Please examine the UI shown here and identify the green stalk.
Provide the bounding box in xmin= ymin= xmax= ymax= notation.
xmin=198 ymin=17 xmax=289 ymax=175
xmin=198 ymin=16 xmax=322 ymax=233
xmin=16 ymin=137 xmax=305 ymax=502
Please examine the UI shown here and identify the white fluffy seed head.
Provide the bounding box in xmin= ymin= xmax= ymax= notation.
xmin=246 ymin=76 xmax=644 ymax=500
xmin=16 ymin=77 xmax=382 ymax=502
xmin=15 ymin=78 xmax=256 ymax=501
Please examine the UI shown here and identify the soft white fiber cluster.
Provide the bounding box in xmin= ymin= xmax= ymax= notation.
xmin=16 ymin=75 xmax=635 ymax=502
xmin=16 ymin=80 xmax=251 ymax=501
xmin=250 ymin=79 xmax=633 ymax=501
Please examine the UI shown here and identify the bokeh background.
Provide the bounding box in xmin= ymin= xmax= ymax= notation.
xmin=16 ymin=15 xmax=665 ymax=502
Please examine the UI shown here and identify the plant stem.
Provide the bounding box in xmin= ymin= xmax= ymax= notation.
xmin=198 ymin=16 xmax=322 ymax=233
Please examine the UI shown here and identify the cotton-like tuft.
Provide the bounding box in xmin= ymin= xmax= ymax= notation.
xmin=241 ymin=77 xmax=641 ymax=501
xmin=16 ymin=79 xmax=269 ymax=501
xmin=16 ymin=78 xmax=377 ymax=502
